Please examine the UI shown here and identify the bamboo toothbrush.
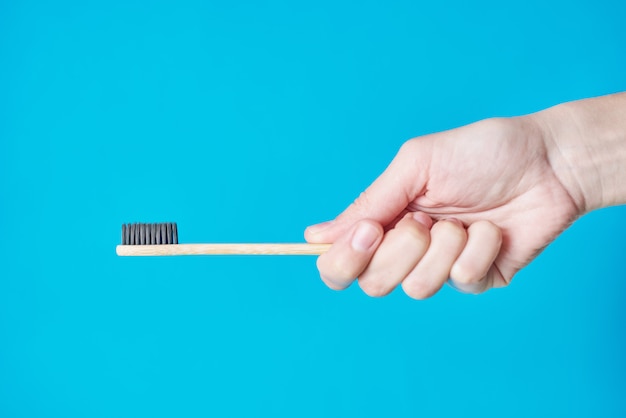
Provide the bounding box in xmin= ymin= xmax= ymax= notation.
xmin=116 ymin=223 xmax=330 ymax=256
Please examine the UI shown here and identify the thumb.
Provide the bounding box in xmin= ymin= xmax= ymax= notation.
xmin=305 ymin=140 xmax=429 ymax=243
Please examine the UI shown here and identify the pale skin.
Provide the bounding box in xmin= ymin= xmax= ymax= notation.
xmin=305 ymin=92 xmax=626 ymax=298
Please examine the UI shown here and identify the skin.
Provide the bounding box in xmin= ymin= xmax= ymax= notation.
xmin=305 ymin=92 xmax=626 ymax=298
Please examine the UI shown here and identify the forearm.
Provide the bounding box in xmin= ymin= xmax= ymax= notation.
xmin=533 ymin=92 xmax=626 ymax=213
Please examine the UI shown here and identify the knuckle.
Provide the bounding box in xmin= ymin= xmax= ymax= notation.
xmin=450 ymin=281 xmax=486 ymax=295
xmin=471 ymin=280 xmax=490 ymax=294
xmin=400 ymin=136 xmax=425 ymax=154
xmin=432 ymin=219 xmax=454 ymax=232
xmin=316 ymin=255 xmax=358 ymax=286
xmin=401 ymin=280 xmax=437 ymax=300
xmin=450 ymin=263 xmax=482 ymax=285
xmin=396 ymin=139 xmax=423 ymax=167
xmin=329 ymin=258 xmax=360 ymax=282
xmin=387 ymin=221 xmax=430 ymax=257
xmin=435 ymin=219 xmax=466 ymax=239
xmin=399 ymin=138 xmax=417 ymax=155
xmin=320 ymin=274 xmax=347 ymax=291
xmin=358 ymin=278 xmax=391 ymax=298
xmin=472 ymin=220 xmax=502 ymax=242
xmin=399 ymin=222 xmax=430 ymax=249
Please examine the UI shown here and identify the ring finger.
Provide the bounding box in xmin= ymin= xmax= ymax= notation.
xmin=401 ymin=219 xmax=467 ymax=299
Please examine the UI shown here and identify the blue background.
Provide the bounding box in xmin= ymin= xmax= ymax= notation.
xmin=1 ymin=0 xmax=625 ymax=417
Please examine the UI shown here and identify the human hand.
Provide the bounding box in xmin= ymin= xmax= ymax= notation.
xmin=305 ymin=116 xmax=581 ymax=297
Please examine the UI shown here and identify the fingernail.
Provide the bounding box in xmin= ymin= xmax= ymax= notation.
xmin=351 ymin=223 xmax=379 ymax=252
xmin=306 ymin=220 xmax=334 ymax=234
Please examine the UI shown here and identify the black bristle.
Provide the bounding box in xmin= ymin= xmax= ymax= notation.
xmin=134 ymin=223 xmax=140 ymax=245
xmin=144 ymin=223 xmax=150 ymax=245
xmin=120 ymin=223 xmax=178 ymax=245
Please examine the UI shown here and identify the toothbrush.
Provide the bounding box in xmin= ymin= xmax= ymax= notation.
xmin=116 ymin=223 xmax=330 ymax=256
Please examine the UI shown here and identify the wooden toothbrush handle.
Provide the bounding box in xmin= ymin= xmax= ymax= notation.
xmin=116 ymin=243 xmax=331 ymax=256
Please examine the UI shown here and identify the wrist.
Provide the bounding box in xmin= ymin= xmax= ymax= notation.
xmin=532 ymin=93 xmax=626 ymax=214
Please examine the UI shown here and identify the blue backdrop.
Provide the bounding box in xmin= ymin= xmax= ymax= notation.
xmin=1 ymin=1 xmax=625 ymax=417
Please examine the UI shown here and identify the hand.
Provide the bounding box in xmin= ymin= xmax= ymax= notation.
xmin=305 ymin=116 xmax=581 ymax=297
